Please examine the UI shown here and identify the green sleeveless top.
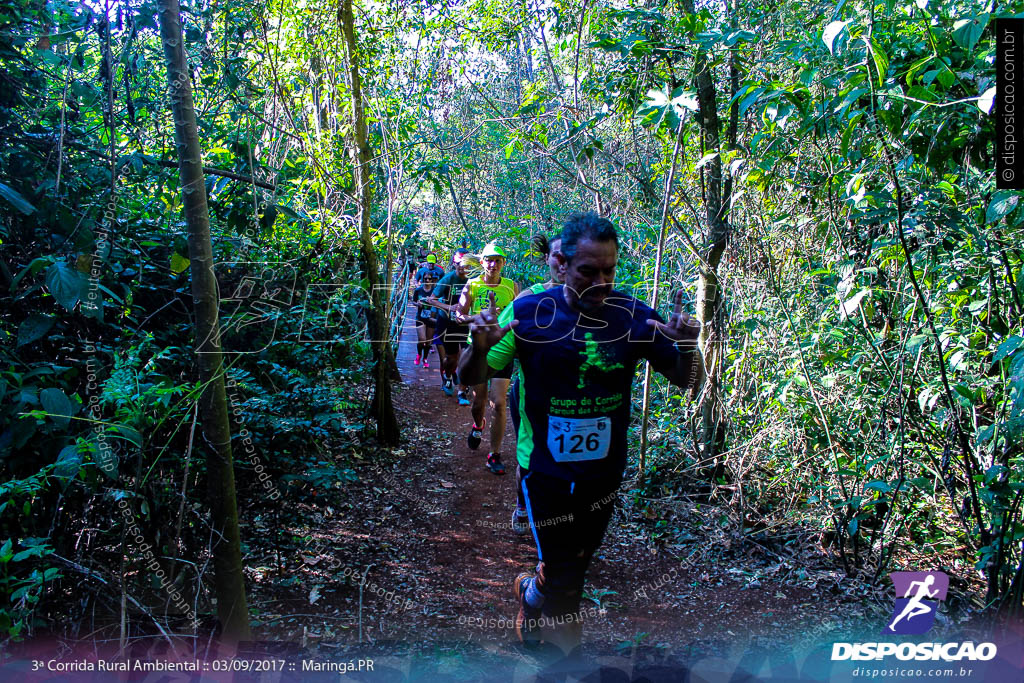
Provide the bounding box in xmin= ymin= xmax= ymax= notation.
xmin=466 ymin=276 xmax=516 ymax=315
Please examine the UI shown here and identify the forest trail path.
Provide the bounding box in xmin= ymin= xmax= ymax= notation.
xmin=379 ymin=303 xmax=828 ymax=650
xmin=251 ymin=302 xmax=852 ymax=665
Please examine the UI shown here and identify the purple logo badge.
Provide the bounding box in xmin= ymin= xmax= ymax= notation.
xmin=883 ymin=571 xmax=949 ymax=635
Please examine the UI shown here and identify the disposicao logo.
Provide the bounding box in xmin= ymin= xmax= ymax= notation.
xmin=884 ymin=571 xmax=948 ymax=635
xmin=831 ymin=570 xmax=997 ymax=662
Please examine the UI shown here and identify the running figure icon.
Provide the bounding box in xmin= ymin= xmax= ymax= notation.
xmin=884 ymin=571 xmax=949 ymax=635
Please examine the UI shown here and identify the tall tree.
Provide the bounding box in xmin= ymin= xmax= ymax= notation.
xmin=157 ymin=0 xmax=251 ymax=643
xmin=680 ymin=0 xmax=731 ymax=476
xmin=339 ymin=0 xmax=401 ymax=444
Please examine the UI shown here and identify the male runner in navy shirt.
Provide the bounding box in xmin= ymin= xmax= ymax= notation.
xmin=459 ymin=212 xmax=702 ymax=655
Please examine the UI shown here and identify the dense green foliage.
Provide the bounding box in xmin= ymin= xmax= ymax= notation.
xmin=0 ymin=0 xmax=1017 ymax=640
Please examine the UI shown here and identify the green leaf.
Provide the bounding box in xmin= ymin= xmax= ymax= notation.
xmin=866 ymin=37 xmax=888 ymax=87
xmin=979 ymin=87 xmax=996 ymax=115
xmin=92 ymin=441 xmax=119 ymax=479
xmin=839 ymin=288 xmax=870 ymax=320
xmin=822 ymin=20 xmax=850 ymax=55
xmin=11 ymin=548 xmax=40 ymax=562
xmin=0 ymin=182 xmax=36 ymax=215
xmin=987 ymin=192 xmax=1020 ymax=224
xmin=44 ymin=262 xmax=87 ymax=311
xmin=737 ymin=87 xmax=766 ymax=118
xmin=80 ymin=290 xmax=103 ymax=322
xmin=170 ymin=252 xmax=190 ymax=275
xmin=865 ymin=480 xmax=892 ymax=493
xmin=994 ymin=335 xmax=1023 ymax=362
xmin=907 ymin=334 xmax=930 ymax=352
xmin=54 ymin=445 xmax=82 ymax=482
xmin=905 ymin=56 xmax=932 ymax=86
xmin=952 ymin=14 xmax=989 ymax=53
xmin=16 ymin=313 xmax=54 ymax=347
xmin=954 ymin=384 xmax=975 ymax=404
xmin=936 ymin=64 xmax=954 ymax=89
xmin=107 ymin=425 xmax=143 ymax=448
xmin=840 ymin=113 xmax=862 ymax=157
xmin=40 ymin=388 xmax=74 ymax=429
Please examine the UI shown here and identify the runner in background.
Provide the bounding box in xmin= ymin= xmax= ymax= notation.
xmin=432 ymin=248 xmax=470 ymax=391
xmin=509 ymin=233 xmax=563 ymax=533
xmin=455 ymin=243 xmax=519 ymax=475
xmin=411 ymin=273 xmax=439 ymax=368
xmin=427 ymin=250 xmax=471 ymax=403
xmin=415 ymin=253 xmax=444 ymax=286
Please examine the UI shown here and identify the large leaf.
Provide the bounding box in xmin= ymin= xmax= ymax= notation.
xmin=0 ymin=182 xmax=36 ymax=215
xmin=822 ymin=21 xmax=850 ymax=55
xmin=17 ymin=313 xmax=54 ymax=347
xmin=839 ymin=288 xmax=870 ymax=321
xmin=40 ymin=388 xmax=74 ymax=429
xmin=987 ymin=191 xmax=1020 ymax=224
xmin=952 ymin=14 xmax=989 ymax=52
xmin=979 ymin=87 xmax=996 ymax=115
xmin=54 ymin=445 xmax=82 ymax=482
xmin=994 ymin=335 xmax=1023 ymax=362
xmin=45 ymin=262 xmax=87 ymax=311
xmin=170 ymin=252 xmax=190 ymax=275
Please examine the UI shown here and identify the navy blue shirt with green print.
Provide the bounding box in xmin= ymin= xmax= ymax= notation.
xmin=487 ymin=286 xmax=685 ymax=483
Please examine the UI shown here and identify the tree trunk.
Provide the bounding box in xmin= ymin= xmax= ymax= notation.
xmin=157 ymin=0 xmax=251 ymax=644
xmin=681 ymin=0 xmax=730 ymax=478
xmin=339 ymin=0 xmax=401 ymax=445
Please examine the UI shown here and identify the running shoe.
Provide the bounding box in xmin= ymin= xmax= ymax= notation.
xmin=467 ymin=422 xmax=483 ymax=449
xmin=514 ymin=572 xmax=542 ymax=647
xmin=486 ymin=452 xmax=506 ymax=475
xmin=442 ymin=378 xmax=455 ymax=396
xmin=511 ymin=507 xmax=529 ymax=535
xmin=457 ymin=391 xmax=471 ymax=406
xmin=414 ymin=353 xmax=421 ymax=366
xmin=423 ymin=359 xmax=430 ymax=369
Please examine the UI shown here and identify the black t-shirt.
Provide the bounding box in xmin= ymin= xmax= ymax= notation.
xmin=412 ymin=286 xmax=438 ymax=324
xmin=432 ymin=271 xmax=468 ymax=325
xmin=488 ymin=286 xmax=685 ymax=483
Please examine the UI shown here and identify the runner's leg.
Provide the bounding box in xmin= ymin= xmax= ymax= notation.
xmin=487 ymin=378 xmax=510 ymax=455
xmin=423 ymin=323 xmax=435 ymax=365
xmin=414 ymin=321 xmax=425 ymax=363
xmin=521 ymin=472 xmax=620 ymax=655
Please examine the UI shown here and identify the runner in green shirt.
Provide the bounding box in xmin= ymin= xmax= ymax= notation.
xmin=455 ymin=242 xmax=519 ymax=475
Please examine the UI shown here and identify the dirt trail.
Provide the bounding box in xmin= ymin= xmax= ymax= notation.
xmin=247 ymin=303 xmax=866 ymax=671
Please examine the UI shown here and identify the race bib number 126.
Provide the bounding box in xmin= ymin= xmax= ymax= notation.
xmin=547 ymin=416 xmax=611 ymax=462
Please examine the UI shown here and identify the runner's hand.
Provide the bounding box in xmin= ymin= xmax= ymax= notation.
xmin=647 ymin=289 xmax=700 ymax=344
xmin=468 ymin=291 xmax=517 ymax=351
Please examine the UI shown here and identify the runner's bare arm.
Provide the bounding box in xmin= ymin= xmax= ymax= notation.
xmin=458 ymin=291 xmax=517 ymax=386
xmin=453 ymin=285 xmax=473 ymax=323
xmin=646 ymin=289 xmax=702 ymax=390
